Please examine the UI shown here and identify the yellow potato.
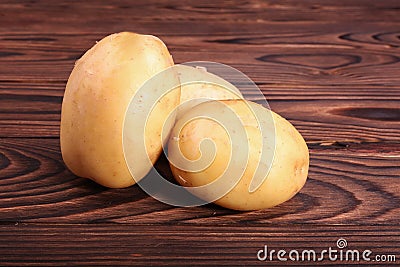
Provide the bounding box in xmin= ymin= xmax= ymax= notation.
xmin=177 ymin=66 xmax=243 ymax=118
xmin=60 ymin=32 xmax=180 ymax=188
xmin=168 ymin=99 xmax=309 ymax=210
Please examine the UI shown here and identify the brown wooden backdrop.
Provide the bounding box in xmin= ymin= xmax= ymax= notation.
xmin=0 ymin=0 xmax=399 ymax=265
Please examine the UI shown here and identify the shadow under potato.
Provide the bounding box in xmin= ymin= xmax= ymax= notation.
xmin=137 ymin=151 xmax=209 ymax=208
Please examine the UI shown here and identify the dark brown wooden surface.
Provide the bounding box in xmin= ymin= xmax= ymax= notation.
xmin=0 ymin=0 xmax=399 ymax=265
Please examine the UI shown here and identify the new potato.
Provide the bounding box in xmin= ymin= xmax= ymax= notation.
xmin=60 ymin=31 xmax=309 ymax=210
xmin=177 ymin=66 xmax=243 ymax=118
xmin=168 ymin=100 xmax=309 ymax=210
xmin=60 ymin=32 xmax=180 ymax=188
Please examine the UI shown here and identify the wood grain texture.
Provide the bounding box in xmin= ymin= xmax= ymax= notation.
xmin=0 ymin=0 xmax=399 ymax=265
xmin=0 ymin=138 xmax=398 ymax=225
xmin=0 ymin=224 xmax=399 ymax=266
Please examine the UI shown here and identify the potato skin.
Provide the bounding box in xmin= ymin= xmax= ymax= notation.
xmin=60 ymin=32 xmax=179 ymax=188
xmin=177 ymin=69 xmax=243 ymax=118
xmin=168 ymin=100 xmax=309 ymax=210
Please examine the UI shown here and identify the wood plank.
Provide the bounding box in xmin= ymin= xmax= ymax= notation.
xmin=0 ymin=224 xmax=398 ymax=266
xmin=1 ymin=90 xmax=399 ymax=142
xmin=0 ymin=138 xmax=398 ymax=225
xmin=1 ymin=30 xmax=400 ymax=84
xmin=1 ymin=0 xmax=400 ymax=32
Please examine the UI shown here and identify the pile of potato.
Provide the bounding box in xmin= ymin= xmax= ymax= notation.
xmin=60 ymin=32 xmax=309 ymax=211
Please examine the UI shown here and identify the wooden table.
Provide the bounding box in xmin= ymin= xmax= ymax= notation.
xmin=1 ymin=0 xmax=399 ymax=265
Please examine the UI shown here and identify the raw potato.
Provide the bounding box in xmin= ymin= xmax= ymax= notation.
xmin=168 ymin=99 xmax=309 ymax=210
xmin=60 ymin=32 xmax=180 ymax=188
xmin=177 ymin=67 xmax=243 ymax=118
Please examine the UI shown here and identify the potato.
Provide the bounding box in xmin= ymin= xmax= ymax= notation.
xmin=167 ymin=99 xmax=309 ymax=210
xmin=60 ymin=32 xmax=180 ymax=188
xmin=177 ymin=66 xmax=243 ymax=118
